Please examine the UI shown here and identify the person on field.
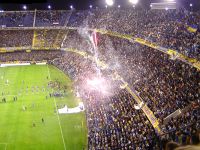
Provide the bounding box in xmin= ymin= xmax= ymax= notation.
xmin=42 ymin=118 xmax=44 ymax=123
xmin=2 ymin=97 xmax=6 ymax=103
xmin=32 ymin=122 xmax=36 ymax=127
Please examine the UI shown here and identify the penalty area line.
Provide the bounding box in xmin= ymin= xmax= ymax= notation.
xmin=47 ymin=65 xmax=67 ymax=150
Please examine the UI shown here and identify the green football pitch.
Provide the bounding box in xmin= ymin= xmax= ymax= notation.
xmin=0 ymin=65 xmax=87 ymax=150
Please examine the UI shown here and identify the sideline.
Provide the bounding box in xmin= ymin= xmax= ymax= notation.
xmin=46 ymin=65 xmax=67 ymax=150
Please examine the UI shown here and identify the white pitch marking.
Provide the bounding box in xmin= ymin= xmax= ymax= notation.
xmin=47 ymin=65 xmax=66 ymax=150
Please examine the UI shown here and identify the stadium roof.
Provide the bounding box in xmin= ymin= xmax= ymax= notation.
xmin=0 ymin=0 xmax=199 ymax=11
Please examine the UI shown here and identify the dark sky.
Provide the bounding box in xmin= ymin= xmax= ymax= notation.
xmin=0 ymin=0 xmax=199 ymax=11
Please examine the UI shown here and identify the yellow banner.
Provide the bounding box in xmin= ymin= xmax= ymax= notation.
xmin=187 ymin=26 xmax=197 ymax=33
xmin=193 ymin=62 xmax=200 ymax=70
xmin=134 ymin=38 xmax=158 ymax=49
xmin=26 ymin=50 xmax=31 ymax=53
xmin=167 ymin=49 xmax=178 ymax=56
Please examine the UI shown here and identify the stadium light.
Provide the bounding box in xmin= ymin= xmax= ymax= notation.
xmin=105 ymin=5 xmax=108 ymax=8
xmin=48 ymin=5 xmax=51 ymax=9
xmin=190 ymin=3 xmax=193 ymax=7
xmin=89 ymin=5 xmax=92 ymax=9
xmin=23 ymin=5 xmax=27 ymax=10
xmin=118 ymin=5 xmax=120 ymax=8
xmin=165 ymin=7 xmax=169 ymax=10
xmin=70 ymin=5 xmax=73 ymax=9
xmin=106 ymin=0 xmax=114 ymax=6
xmin=129 ymin=0 xmax=139 ymax=5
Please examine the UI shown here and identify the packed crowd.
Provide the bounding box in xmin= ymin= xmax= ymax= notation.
xmin=0 ymin=30 xmax=33 ymax=47
xmin=136 ymin=10 xmax=200 ymax=59
xmin=0 ymin=9 xmax=199 ymax=59
xmin=0 ymin=11 xmax=34 ymax=27
xmin=86 ymin=89 xmax=159 ymax=149
xmin=35 ymin=10 xmax=71 ymax=27
xmin=160 ymin=104 xmax=200 ymax=149
xmin=61 ymin=30 xmax=93 ymax=52
xmin=33 ymin=30 xmax=62 ymax=48
xmin=96 ymin=34 xmax=200 ymax=136
xmin=70 ymin=9 xmax=200 ymax=60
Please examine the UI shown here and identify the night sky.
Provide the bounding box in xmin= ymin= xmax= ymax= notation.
xmin=0 ymin=0 xmax=199 ymax=11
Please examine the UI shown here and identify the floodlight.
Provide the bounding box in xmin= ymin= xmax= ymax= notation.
xmin=106 ymin=0 xmax=114 ymax=6
xmin=190 ymin=3 xmax=193 ymax=7
xmin=48 ymin=5 xmax=51 ymax=9
xmin=89 ymin=5 xmax=92 ymax=8
xmin=70 ymin=5 xmax=73 ymax=9
xmin=129 ymin=0 xmax=139 ymax=5
xmin=23 ymin=5 xmax=27 ymax=10
xmin=118 ymin=5 xmax=120 ymax=8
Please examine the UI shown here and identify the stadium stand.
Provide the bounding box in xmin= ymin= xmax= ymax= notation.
xmin=0 ymin=11 xmax=34 ymax=27
xmin=0 ymin=9 xmax=199 ymax=60
xmin=0 ymin=8 xmax=199 ymax=149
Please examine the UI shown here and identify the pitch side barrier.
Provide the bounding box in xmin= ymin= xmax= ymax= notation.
xmin=0 ymin=62 xmax=47 ymax=67
xmin=0 ymin=47 xmax=61 ymax=53
xmin=0 ymin=63 xmax=30 ymax=67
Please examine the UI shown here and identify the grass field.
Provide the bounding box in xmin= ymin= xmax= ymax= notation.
xmin=0 ymin=64 xmax=87 ymax=150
